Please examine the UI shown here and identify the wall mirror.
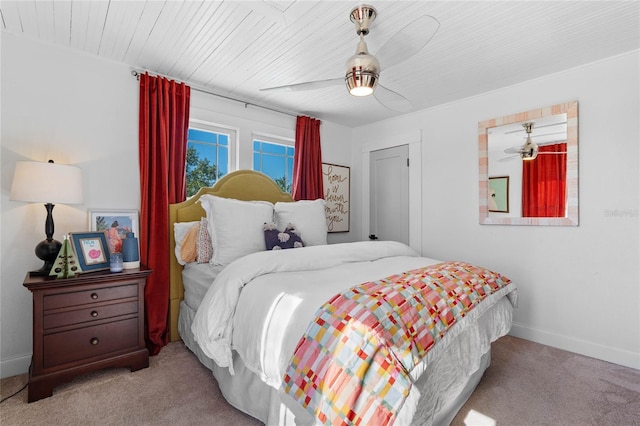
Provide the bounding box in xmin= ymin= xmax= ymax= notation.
xmin=479 ymin=101 xmax=578 ymax=226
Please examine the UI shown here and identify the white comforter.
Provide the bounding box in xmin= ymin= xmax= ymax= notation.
xmin=191 ymin=241 xmax=444 ymax=382
xmin=190 ymin=241 xmax=518 ymax=425
xmin=191 ymin=240 xmax=521 ymax=392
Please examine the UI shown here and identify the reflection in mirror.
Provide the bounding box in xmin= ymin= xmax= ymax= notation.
xmin=479 ymin=101 xmax=578 ymax=226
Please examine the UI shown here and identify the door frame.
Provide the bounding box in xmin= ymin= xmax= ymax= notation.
xmin=361 ymin=130 xmax=422 ymax=254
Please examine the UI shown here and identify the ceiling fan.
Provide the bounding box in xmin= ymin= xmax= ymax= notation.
xmin=260 ymin=4 xmax=440 ymax=112
xmin=501 ymin=122 xmax=567 ymax=161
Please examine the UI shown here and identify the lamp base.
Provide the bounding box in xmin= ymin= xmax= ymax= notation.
xmin=29 ymin=265 xmax=56 ymax=277
xmin=33 ymin=238 xmax=62 ymax=276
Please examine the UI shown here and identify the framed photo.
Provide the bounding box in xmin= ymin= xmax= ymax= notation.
xmin=488 ymin=176 xmax=510 ymax=213
xmin=89 ymin=209 xmax=139 ymax=254
xmin=69 ymin=232 xmax=111 ymax=272
xmin=322 ymin=163 xmax=350 ymax=232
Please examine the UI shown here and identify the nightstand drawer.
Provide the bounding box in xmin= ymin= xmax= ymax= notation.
xmin=43 ymin=318 xmax=139 ymax=368
xmin=43 ymin=301 xmax=138 ymax=330
xmin=44 ymin=283 xmax=138 ymax=310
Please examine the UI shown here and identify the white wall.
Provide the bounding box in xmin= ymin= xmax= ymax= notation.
xmin=0 ymin=34 xmax=354 ymax=378
xmin=352 ymin=51 xmax=640 ymax=369
xmin=1 ymin=33 xmax=140 ymax=378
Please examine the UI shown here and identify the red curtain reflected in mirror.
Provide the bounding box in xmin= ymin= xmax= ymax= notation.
xmin=522 ymin=143 xmax=567 ymax=217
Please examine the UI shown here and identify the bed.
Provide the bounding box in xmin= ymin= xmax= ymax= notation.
xmin=169 ymin=170 xmax=517 ymax=425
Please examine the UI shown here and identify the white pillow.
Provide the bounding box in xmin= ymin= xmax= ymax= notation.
xmin=199 ymin=195 xmax=274 ymax=267
xmin=173 ymin=221 xmax=199 ymax=266
xmin=274 ymin=200 xmax=328 ymax=246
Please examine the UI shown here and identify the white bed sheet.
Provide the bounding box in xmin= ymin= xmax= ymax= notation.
xmin=185 ymin=241 xmax=517 ymax=425
xmin=181 ymin=262 xmax=222 ymax=311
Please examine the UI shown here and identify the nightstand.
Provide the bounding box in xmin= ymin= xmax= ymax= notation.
xmin=23 ymin=267 xmax=152 ymax=402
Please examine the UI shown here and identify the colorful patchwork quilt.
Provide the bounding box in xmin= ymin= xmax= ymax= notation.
xmin=282 ymin=261 xmax=513 ymax=426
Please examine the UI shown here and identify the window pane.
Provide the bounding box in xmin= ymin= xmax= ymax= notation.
xmin=186 ymin=127 xmax=229 ymax=197
xmin=193 ymin=142 xmax=217 ymax=164
xmin=287 ymin=157 xmax=294 ymax=179
xmin=189 ymin=128 xmax=217 ymax=143
xmin=258 ymin=141 xmax=286 ymax=155
xmin=252 ymin=139 xmax=294 ymax=193
xmin=262 ymin=154 xmax=286 ymax=180
xmin=218 ymin=147 xmax=228 ymax=175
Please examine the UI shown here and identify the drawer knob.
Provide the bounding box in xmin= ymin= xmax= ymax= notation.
xmin=90 ymin=337 xmax=99 ymax=345
xmin=91 ymin=293 xmax=98 ymax=300
xmin=91 ymin=311 xmax=98 ymax=318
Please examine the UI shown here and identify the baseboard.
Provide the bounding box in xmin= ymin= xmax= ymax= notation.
xmin=509 ymin=322 xmax=640 ymax=370
xmin=0 ymin=353 xmax=31 ymax=379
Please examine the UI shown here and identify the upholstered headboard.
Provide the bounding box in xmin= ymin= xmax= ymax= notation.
xmin=168 ymin=170 xmax=294 ymax=341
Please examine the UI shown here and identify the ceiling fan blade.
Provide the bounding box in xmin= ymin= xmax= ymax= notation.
xmin=375 ymin=14 xmax=440 ymax=70
xmin=500 ymin=151 xmax=566 ymax=162
xmin=260 ymin=78 xmax=343 ymax=92
xmin=505 ymin=140 xmax=566 ymax=154
xmin=374 ymin=84 xmax=412 ymax=112
xmin=504 ymin=147 xmax=524 ymax=154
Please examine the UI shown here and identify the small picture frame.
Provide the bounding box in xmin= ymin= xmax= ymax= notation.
xmin=488 ymin=176 xmax=510 ymax=213
xmin=88 ymin=209 xmax=139 ymax=254
xmin=69 ymin=232 xmax=111 ymax=272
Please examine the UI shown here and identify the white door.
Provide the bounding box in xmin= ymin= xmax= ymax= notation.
xmin=370 ymin=145 xmax=409 ymax=244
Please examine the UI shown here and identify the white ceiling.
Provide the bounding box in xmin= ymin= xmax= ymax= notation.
xmin=1 ymin=1 xmax=638 ymax=127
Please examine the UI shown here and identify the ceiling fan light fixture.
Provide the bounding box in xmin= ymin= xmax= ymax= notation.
xmin=345 ymin=70 xmax=378 ymax=96
xmin=344 ymin=35 xmax=380 ymax=97
xmin=520 ymin=122 xmax=538 ymax=160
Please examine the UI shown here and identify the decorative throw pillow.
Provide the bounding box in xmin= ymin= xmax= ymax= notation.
xmin=173 ymin=221 xmax=199 ymax=265
xmin=264 ymin=222 xmax=304 ymax=250
xmin=274 ymin=199 xmax=328 ymax=246
xmin=180 ymin=225 xmax=199 ymax=263
xmin=196 ymin=217 xmax=213 ymax=263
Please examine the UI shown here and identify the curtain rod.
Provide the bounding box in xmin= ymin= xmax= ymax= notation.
xmin=130 ymin=69 xmax=298 ymax=118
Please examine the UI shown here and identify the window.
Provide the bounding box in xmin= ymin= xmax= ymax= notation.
xmin=186 ymin=125 xmax=231 ymax=197
xmin=253 ymin=139 xmax=294 ymax=193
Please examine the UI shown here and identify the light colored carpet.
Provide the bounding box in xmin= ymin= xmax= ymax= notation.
xmin=452 ymin=336 xmax=640 ymax=426
xmin=1 ymin=336 xmax=639 ymax=425
xmin=0 ymin=341 xmax=261 ymax=426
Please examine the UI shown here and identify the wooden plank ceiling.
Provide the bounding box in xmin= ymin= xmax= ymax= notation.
xmin=1 ymin=1 xmax=638 ymax=127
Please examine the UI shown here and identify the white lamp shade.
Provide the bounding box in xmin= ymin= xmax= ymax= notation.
xmin=10 ymin=161 xmax=83 ymax=204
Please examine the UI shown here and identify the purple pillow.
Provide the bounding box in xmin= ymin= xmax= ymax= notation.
xmin=264 ymin=223 xmax=304 ymax=250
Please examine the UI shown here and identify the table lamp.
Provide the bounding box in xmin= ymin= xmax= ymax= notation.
xmin=10 ymin=160 xmax=84 ymax=276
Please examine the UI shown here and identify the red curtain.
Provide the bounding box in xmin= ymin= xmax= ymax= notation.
xmin=138 ymin=73 xmax=190 ymax=355
xmin=522 ymin=143 xmax=567 ymax=217
xmin=292 ymin=116 xmax=323 ymax=200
